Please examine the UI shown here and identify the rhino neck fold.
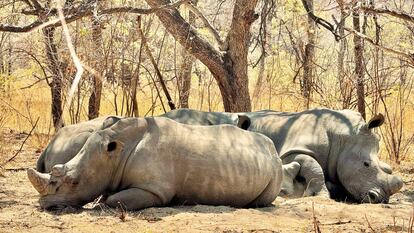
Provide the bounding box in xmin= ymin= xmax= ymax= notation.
xmin=109 ymin=137 xmax=142 ymax=192
xmin=108 ymin=119 xmax=150 ymax=192
xmin=326 ymin=131 xmax=346 ymax=184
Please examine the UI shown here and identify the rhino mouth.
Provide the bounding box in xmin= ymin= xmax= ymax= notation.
xmin=40 ymin=195 xmax=85 ymax=211
xmin=361 ymin=189 xmax=389 ymax=204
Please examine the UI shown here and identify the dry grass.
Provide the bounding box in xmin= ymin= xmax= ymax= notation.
xmin=1 ymin=76 xmax=413 ymax=163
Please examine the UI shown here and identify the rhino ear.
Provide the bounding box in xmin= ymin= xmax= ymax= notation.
xmin=367 ymin=113 xmax=384 ymax=129
xmin=102 ymin=116 xmax=122 ymax=129
xmin=283 ymin=162 xmax=301 ymax=178
xmin=237 ymin=115 xmax=251 ymax=130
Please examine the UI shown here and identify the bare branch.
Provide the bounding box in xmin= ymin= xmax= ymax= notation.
xmin=343 ymin=26 xmax=414 ymax=65
xmin=360 ymin=6 xmax=414 ymax=24
xmin=29 ymin=0 xmax=43 ymax=11
xmin=145 ymin=0 xmax=229 ymax=84
xmin=101 ymin=0 xmax=189 ymax=15
xmin=0 ymin=0 xmax=190 ymax=33
xmin=301 ymin=0 xmax=340 ymax=40
xmin=184 ymin=2 xmax=227 ymax=50
xmin=137 ymin=16 xmax=176 ymax=111
xmin=0 ymin=20 xmax=43 ymax=32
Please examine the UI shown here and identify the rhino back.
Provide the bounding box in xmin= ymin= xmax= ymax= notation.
xmin=122 ymin=117 xmax=281 ymax=207
xmin=243 ymin=109 xmax=362 ymax=175
xmin=161 ymin=108 xmax=236 ymax=126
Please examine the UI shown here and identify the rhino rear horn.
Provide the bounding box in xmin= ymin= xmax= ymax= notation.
xmin=368 ymin=113 xmax=384 ymax=129
xmin=27 ymin=168 xmax=51 ymax=195
xmin=237 ymin=115 xmax=251 ymax=130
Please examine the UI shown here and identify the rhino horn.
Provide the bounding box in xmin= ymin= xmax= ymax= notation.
xmin=51 ymin=164 xmax=66 ymax=177
xmin=27 ymin=168 xmax=51 ymax=195
xmin=388 ymin=175 xmax=403 ymax=195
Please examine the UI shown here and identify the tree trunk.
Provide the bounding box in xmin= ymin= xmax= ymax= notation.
xmin=145 ymin=0 xmax=258 ymax=112
xmin=353 ymin=5 xmax=366 ymax=119
xmin=336 ymin=0 xmax=351 ymax=109
xmin=43 ymin=27 xmax=64 ymax=130
xmin=88 ymin=2 xmax=104 ymax=119
xmin=302 ymin=0 xmax=316 ymax=109
xmin=178 ymin=0 xmax=198 ymax=108
xmin=252 ymin=0 xmax=272 ymax=109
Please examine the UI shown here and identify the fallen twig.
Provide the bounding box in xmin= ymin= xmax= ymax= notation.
xmin=312 ymin=202 xmax=321 ymax=233
xmin=409 ymin=203 xmax=413 ymax=233
xmin=319 ymin=220 xmax=352 ymax=225
xmin=364 ymin=214 xmax=376 ymax=233
xmin=0 ymin=117 xmax=39 ymax=168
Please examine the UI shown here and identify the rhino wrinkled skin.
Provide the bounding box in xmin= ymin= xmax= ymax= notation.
xmin=28 ymin=117 xmax=282 ymax=210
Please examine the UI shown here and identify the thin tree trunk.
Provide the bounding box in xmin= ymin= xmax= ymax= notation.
xmin=337 ymin=0 xmax=351 ymax=109
xmin=43 ymin=27 xmax=64 ymax=130
xmin=302 ymin=0 xmax=316 ymax=109
xmin=353 ymin=4 xmax=366 ymax=119
xmin=252 ymin=0 xmax=272 ymax=109
xmin=88 ymin=2 xmax=104 ymax=119
xmin=177 ymin=0 xmax=198 ymax=108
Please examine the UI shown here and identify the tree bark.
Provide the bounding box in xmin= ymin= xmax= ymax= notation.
xmin=88 ymin=1 xmax=104 ymax=119
xmin=177 ymin=0 xmax=198 ymax=108
xmin=302 ymin=0 xmax=316 ymax=109
xmin=43 ymin=27 xmax=64 ymax=130
xmin=145 ymin=0 xmax=258 ymax=112
xmin=353 ymin=5 xmax=366 ymax=119
xmin=336 ymin=0 xmax=352 ymax=109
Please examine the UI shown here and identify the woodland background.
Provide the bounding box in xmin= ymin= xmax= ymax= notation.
xmin=0 ymin=0 xmax=413 ymax=165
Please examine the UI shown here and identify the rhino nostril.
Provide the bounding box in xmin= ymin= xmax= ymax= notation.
xmin=368 ymin=191 xmax=379 ymax=203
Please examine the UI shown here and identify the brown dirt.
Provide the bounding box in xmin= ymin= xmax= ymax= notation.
xmin=0 ymin=129 xmax=413 ymax=233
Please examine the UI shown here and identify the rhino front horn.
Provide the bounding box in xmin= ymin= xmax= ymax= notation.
xmin=27 ymin=168 xmax=51 ymax=195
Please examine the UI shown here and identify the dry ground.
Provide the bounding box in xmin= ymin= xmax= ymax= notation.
xmin=0 ymin=128 xmax=413 ymax=233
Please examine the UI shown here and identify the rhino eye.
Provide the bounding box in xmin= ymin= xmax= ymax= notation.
xmin=364 ymin=161 xmax=370 ymax=167
xmin=107 ymin=141 xmax=117 ymax=152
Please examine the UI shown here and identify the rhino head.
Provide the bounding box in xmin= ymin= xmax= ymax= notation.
xmin=335 ymin=114 xmax=403 ymax=203
xmin=28 ymin=117 xmax=145 ymax=210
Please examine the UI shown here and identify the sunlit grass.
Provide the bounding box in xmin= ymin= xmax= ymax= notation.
xmin=1 ymin=75 xmax=413 ymax=162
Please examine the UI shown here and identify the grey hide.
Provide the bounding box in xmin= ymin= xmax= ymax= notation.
xmin=36 ymin=116 xmax=122 ymax=173
xmin=242 ymin=108 xmax=403 ymax=203
xmin=28 ymin=117 xmax=282 ymax=210
xmin=160 ymin=108 xmax=251 ymax=130
xmin=161 ymin=109 xmax=326 ymax=198
xmin=281 ymin=155 xmax=328 ymax=198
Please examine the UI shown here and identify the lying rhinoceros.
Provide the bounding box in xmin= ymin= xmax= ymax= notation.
xmin=36 ymin=110 xmax=251 ymax=173
xmin=28 ymin=117 xmax=282 ymax=210
xmin=241 ymin=108 xmax=403 ymax=203
xmin=36 ymin=116 xmax=121 ymax=173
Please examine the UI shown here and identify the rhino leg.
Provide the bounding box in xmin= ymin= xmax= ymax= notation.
xmin=283 ymin=154 xmax=328 ymax=197
xmin=105 ymin=188 xmax=164 ymax=210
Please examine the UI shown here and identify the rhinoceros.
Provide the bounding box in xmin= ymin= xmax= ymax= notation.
xmin=28 ymin=117 xmax=282 ymax=210
xmin=241 ymin=108 xmax=403 ymax=203
xmin=36 ymin=116 xmax=121 ymax=173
